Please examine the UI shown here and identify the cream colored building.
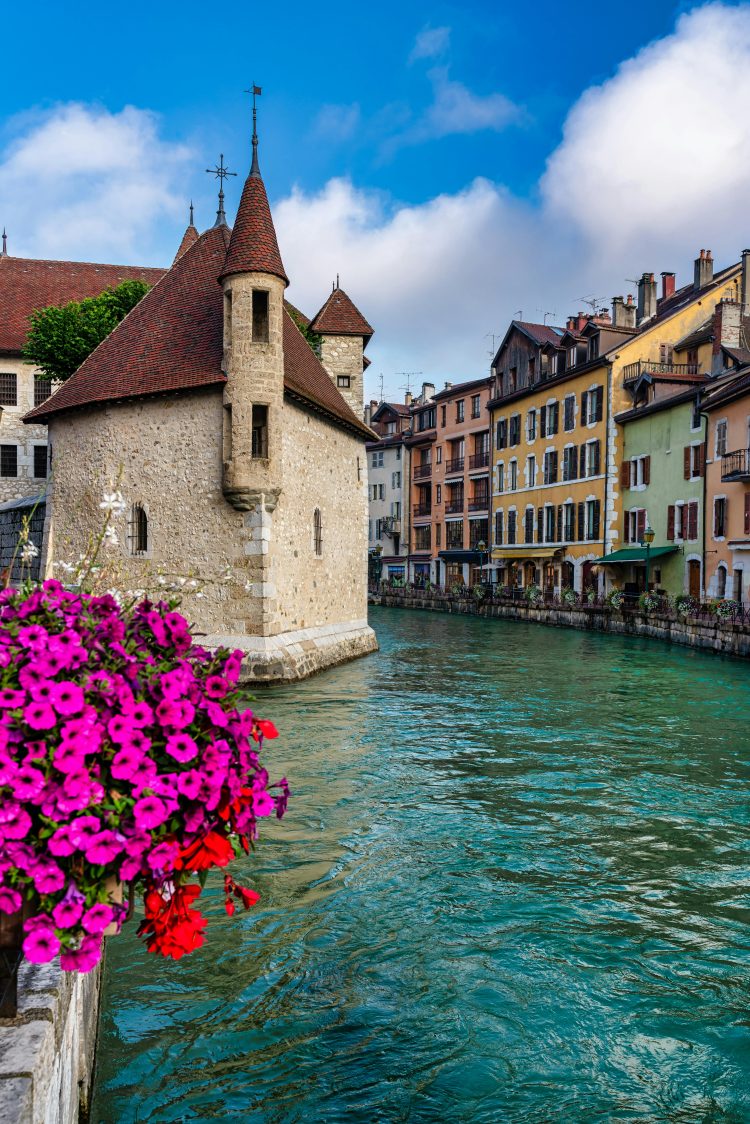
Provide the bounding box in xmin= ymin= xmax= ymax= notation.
xmin=25 ymin=131 xmax=378 ymax=681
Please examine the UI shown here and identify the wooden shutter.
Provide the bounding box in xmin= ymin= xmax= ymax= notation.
xmin=620 ymin=460 xmax=631 ymax=488
xmin=537 ymin=506 xmax=544 ymax=543
xmin=696 ymin=445 xmax=706 ymax=477
xmin=579 ymin=445 xmax=587 ymax=478
xmin=667 ymin=505 xmax=675 ymax=541
xmin=624 ymin=512 xmax=630 ymax=543
xmin=499 ymin=419 xmax=507 ymax=449
xmin=595 ymin=386 xmax=604 ymax=422
xmin=540 ymin=405 xmax=547 ymax=437
xmin=643 ymin=455 xmax=650 ymax=485
xmin=592 ymin=500 xmax=601 ymax=541
xmin=683 ymin=446 xmax=691 ymax=480
xmin=556 ymin=504 xmax=563 ymax=542
xmin=577 ymin=501 xmax=585 ymax=541
xmin=551 ymin=402 xmax=559 ymax=435
xmin=551 ymin=450 xmax=558 ymax=482
xmin=688 ymin=501 xmax=698 ymax=541
xmin=592 ymin=441 xmax=601 ymax=476
xmin=637 ymin=509 xmax=646 ymax=540
xmin=745 ymin=493 xmax=750 ymax=535
xmin=581 ymin=391 xmax=588 ymax=426
xmin=714 ymin=500 xmax=720 ymax=537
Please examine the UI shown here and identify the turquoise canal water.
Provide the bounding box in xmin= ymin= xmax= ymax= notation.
xmin=91 ymin=608 xmax=750 ymax=1123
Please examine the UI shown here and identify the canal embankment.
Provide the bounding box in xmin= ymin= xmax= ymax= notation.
xmin=0 ymin=960 xmax=100 ymax=1124
xmin=369 ymin=588 xmax=750 ymax=658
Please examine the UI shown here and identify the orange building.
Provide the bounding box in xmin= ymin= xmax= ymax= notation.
xmin=704 ymin=370 xmax=750 ymax=600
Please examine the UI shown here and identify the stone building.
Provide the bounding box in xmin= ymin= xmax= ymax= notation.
xmin=0 ymin=236 xmax=162 ymax=503
xmin=25 ymin=128 xmax=378 ymax=681
xmin=366 ymin=398 xmax=412 ymax=581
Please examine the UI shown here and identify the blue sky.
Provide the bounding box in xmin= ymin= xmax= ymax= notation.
xmin=3 ymin=1 xmax=750 ymax=398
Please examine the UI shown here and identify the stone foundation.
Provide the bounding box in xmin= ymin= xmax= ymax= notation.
xmin=206 ymin=618 xmax=378 ymax=681
xmin=0 ymin=960 xmax=101 ymax=1124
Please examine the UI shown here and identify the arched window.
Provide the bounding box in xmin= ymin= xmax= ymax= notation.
xmin=313 ymin=508 xmax=323 ymax=556
xmin=717 ymin=564 xmax=727 ymax=598
xmin=128 ymin=504 xmax=148 ymax=556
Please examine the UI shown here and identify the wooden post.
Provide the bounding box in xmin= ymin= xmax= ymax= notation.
xmin=0 ymin=909 xmax=24 ymax=1018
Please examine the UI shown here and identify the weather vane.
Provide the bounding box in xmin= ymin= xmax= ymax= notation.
xmin=243 ymin=84 xmax=262 ymax=171
xmin=205 ymin=154 xmax=237 ymax=227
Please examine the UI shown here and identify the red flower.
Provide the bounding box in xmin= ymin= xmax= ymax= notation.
xmin=178 ymin=830 xmax=235 ymax=871
xmin=252 ymin=719 xmax=278 ymax=742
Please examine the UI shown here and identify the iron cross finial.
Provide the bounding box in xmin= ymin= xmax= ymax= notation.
xmin=243 ymin=85 xmax=262 ymax=175
xmin=205 ymin=154 xmax=237 ymax=228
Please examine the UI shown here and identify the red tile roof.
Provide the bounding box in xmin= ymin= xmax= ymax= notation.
xmin=219 ymin=169 xmax=288 ymax=285
xmin=0 ymin=255 xmax=164 ymax=355
xmin=309 ymin=287 xmax=373 ymax=340
xmin=173 ymin=224 xmax=199 ymax=264
xmin=514 ymin=321 xmax=564 ymax=347
xmin=25 ymin=226 xmax=374 ymax=441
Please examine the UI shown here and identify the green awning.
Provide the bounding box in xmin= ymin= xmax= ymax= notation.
xmin=593 ymin=546 xmax=678 ymax=564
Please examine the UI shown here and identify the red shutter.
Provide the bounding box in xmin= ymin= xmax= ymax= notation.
xmin=745 ymin=493 xmax=750 ymax=535
xmin=683 ymin=446 xmax=691 ymax=480
xmin=581 ymin=392 xmax=588 ymax=426
xmin=643 ymin=455 xmax=651 ymax=485
xmin=667 ymin=505 xmax=675 ymax=541
xmin=620 ymin=460 xmax=631 ymax=488
xmin=688 ymin=501 xmax=698 ymax=541
xmin=637 ymin=509 xmax=646 ymax=540
xmin=697 ymin=445 xmax=706 ymax=477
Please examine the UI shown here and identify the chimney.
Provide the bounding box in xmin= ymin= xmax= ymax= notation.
xmin=363 ymin=403 xmax=372 ymax=426
xmin=444 ymin=381 xmax=453 ymax=390
xmin=742 ymin=249 xmax=750 ymax=317
xmin=404 ymin=391 xmax=412 ymax=407
xmin=712 ymin=299 xmax=742 ymax=372
xmin=421 ymin=381 xmax=435 ymax=402
xmin=661 ymin=271 xmax=676 ymax=300
xmin=694 ymin=249 xmax=713 ymax=290
xmin=612 ymin=295 xmax=637 ymax=330
xmin=637 ymin=273 xmax=657 ymax=323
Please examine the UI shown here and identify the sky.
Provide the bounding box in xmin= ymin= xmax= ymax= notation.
xmin=3 ymin=1 xmax=750 ymax=401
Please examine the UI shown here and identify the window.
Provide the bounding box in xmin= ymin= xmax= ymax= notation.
xmin=585 ymin=499 xmax=601 ymax=542
xmin=564 ymin=502 xmax=575 ymax=542
xmin=584 ymin=440 xmax=601 ymax=478
xmin=659 ymin=343 xmax=674 ymax=365
xmin=0 ymin=446 xmax=17 ymax=477
xmin=415 ymin=525 xmax=432 ymax=551
xmin=509 ymin=414 xmax=521 ymax=447
xmin=313 ymin=508 xmax=323 ymax=555
xmin=436 ymin=447 xmax=442 ymax=464
xmin=436 ymin=523 xmax=442 ymax=547
xmin=372 ymin=451 xmax=384 ymax=467
xmin=684 ymin=444 xmax=705 ymax=480
xmin=509 ymin=367 xmax=517 ymax=392
xmin=252 ymin=290 xmax=269 ymax=343
xmin=392 ymin=471 xmax=401 ymax=488
xmin=497 ymin=463 xmax=505 ymax=493
xmin=581 ymin=386 xmax=604 ymax=425
xmin=456 ymin=400 xmax=465 ymax=423
xmin=527 ymin=410 xmax=537 ymax=442
xmin=623 ymin=454 xmax=650 ymax=488
xmin=563 ymin=395 xmax=575 ymax=432
xmin=568 ymin=346 xmax=578 ymax=369
xmin=543 ymin=450 xmax=558 ymax=485
xmin=545 ymin=505 xmax=556 ymax=542
xmin=441 ymin=405 xmax=447 ymax=427
xmin=33 ymin=445 xmax=47 ymax=479
xmin=528 ymin=356 xmax=536 ymax=382
xmin=128 ymin=504 xmax=148 ymax=556
xmin=509 ymin=460 xmax=518 ymax=491
xmin=436 ymin=484 xmax=442 ymax=504
xmin=446 ymin=521 xmax=463 ymax=548
xmin=524 ymin=507 xmax=534 ymax=543
xmin=396 ymin=446 xmax=401 ymax=461
xmin=624 ymin=507 xmax=647 ymax=544
xmin=471 ymin=395 xmax=481 ymax=419
xmin=418 ymin=407 xmax=436 ymax=431
xmin=34 ymin=380 xmax=51 ymax=408
xmin=379 ymin=484 xmax=385 ymax=500
xmin=588 ymin=335 xmax=599 ymax=361
xmin=496 ymin=418 xmax=508 ymax=450
xmin=562 ymin=446 xmax=577 ymax=482
xmin=527 ymin=455 xmax=536 ymax=488
xmin=494 ymin=510 xmax=504 ymax=545
xmin=0 ymin=374 xmax=17 ymax=406
xmin=714 ymin=496 xmax=727 ymax=538
xmin=507 ymin=510 xmax=517 ymax=544
xmin=391 ymin=501 xmax=401 ymax=518
xmin=715 ymin=420 xmax=728 ymax=458
xmin=337 ymin=375 xmax=351 ymax=388
xmin=251 ymin=405 xmax=268 ymax=458
xmin=691 ymin=399 xmax=702 ymax=431
xmin=542 ymin=402 xmax=558 ymax=437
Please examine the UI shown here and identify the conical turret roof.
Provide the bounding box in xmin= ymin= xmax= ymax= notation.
xmin=219 ymin=152 xmax=288 ymax=285
xmin=310 ymin=285 xmax=373 ymax=340
xmin=173 ymin=222 xmax=199 ymax=264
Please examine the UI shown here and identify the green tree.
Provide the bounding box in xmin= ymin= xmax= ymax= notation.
xmin=23 ymin=280 xmax=151 ymax=383
xmin=286 ymin=305 xmax=323 ymax=357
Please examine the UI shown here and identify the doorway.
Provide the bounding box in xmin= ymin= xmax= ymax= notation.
xmin=688 ymin=559 xmax=701 ymax=599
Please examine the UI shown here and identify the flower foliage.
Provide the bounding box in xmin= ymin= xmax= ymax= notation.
xmin=0 ymin=580 xmax=288 ymax=971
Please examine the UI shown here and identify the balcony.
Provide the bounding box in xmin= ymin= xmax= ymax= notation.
xmin=445 ymin=536 xmax=464 ymax=550
xmin=413 ymin=537 xmax=431 ymax=553
xmin=445 ymin=500 xmax=464 ymax=515
xmin=468 ymin=495 xmax=489 ymax=512
xmin=622 ymin=359 xmax=700 ymax=387
xmin=445 ymin=457 xmax=465 ymax=475
xmin=413 ymin=462 xmax=432 ymax=479
xmin=412 ymin=505 xmax=432 ymax=519
xmin=721 ymin=448 xmax=750 ymax=482
xmin=382 ymin=516 xmax=401 ymax=536
xmin=468 ymin=451 xmax=489 ymax=471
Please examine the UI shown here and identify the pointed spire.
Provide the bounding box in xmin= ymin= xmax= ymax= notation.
xmin=173 ymin=204 xmax=200 ymax=264
xmin=250 ymin=84 xmax=261 ymax=178
xmin=1 ymin=229 xmax=6 ymax=257
xmin=205 ymin=155 xmax=237 ymax=229
xmin=189 ymin=200 xmax=194 ymax=226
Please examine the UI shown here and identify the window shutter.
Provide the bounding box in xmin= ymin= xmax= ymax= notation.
xmin=595 ymin=386 xmax=604 ymax=422
xmin=540 ymin=405 xmax=547 ymax=436
xmin=624 ymin=512 xmax=630 ymax=544
xmin=683 ymin=446 xmax=691 ymax=480
xmin=592 ymin=500 xmax=601 ymax=541
xmin=643 ymin=455 xmax=650 ymax=485
xmin=620 ymin=460 xmax=631 ymax=488
xmin=551 ymin=402 xmax=559 ymax=435
xmin=714 ymin=500 xmax=719 ymax=537
xmin=556 ymin=504 xmax=563 ymax=542
xmin=688 ymin=501 xmax=698 ymax=541
xmin=697 ymin=445 xmax=705 ymax=477
xmin=579 ymin=445 xmax=587 ymax=478
xmin=551 ymin=450 xmax=558 ymax=482
xmin=637 ymin=509 xmax=646 ymax=541
xmin=499 ymin=419 xmax=508 ymax=449
xmin=745 ymin=494 xmax=750 ymax=535
xmin=577 ymin=501 xmax=585 ymax=541
xmin=592 ymin=441 xmax=601 ymax=476
xmin=537 ymin=506 xmax=544 ymax=543
xmin=581 ymin=391 xmax=588 ymax=426
xmin=667 ymin=505 xmax=675 ymax=541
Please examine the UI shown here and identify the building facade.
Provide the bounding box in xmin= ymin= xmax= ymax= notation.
xmin=366 ymin=399 xmax=411 ymax=581
xmin=405 ymin=383 xmax=437 ymax=584
xmin=26 ymin=130 xmax=378 ymax=681
xmin=704 ymin=371 xmax=750 ymax=600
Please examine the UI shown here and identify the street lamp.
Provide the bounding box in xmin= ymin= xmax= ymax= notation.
xmin=640 ymin=524 xmax=655 ymax=591
xmin=476 ymin=539 xmax=487 ymax=587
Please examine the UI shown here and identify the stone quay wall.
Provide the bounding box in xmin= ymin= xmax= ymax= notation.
xmin=0 ymin=960 xmax=100 ymax=1124
xmin=370 ymin=589 xmax=750 ymax=659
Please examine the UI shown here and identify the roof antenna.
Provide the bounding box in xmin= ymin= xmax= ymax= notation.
xmin=336 ymin=273 xmax=340 ymax=289
xmin=189 ymin=201 xmax=194 ymax=227
xmin=205 ymin=154 xmax=237 ymax=227
xmin=1 ymin=229 xmax=6 ymax=257
xmin=243 ymin=84 xmax=262 ymax=176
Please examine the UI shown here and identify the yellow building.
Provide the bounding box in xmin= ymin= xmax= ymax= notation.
xmin=489 ymin=250 xmax=747 ymax=594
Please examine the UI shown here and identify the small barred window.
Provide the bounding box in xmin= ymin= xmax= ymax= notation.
xmin=313 ymin=508 xmax=323 ymax=556
xmin=0 ymin=445 xmax=17 ymax=477
xmin=33 ymin=445 xmax=48 ymax=479
xmin=0 ymin=374 xmax=17 ymax=406
xmin=34 ymin=380 xmax=52 ymax=408
xmin=128 ymin=504 xmax=148 ymax=556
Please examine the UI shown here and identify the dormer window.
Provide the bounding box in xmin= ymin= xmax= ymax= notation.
xmin=252 ymin=290 xmax=269 ymax=343
xmin=588 ymin=335 xmax=599 ymax=360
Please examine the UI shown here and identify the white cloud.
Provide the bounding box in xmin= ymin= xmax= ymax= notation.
xmin=409 ymin=26 xmax=451 ymax=63
xmin=0 ymin=103 xmax=193 ymax=263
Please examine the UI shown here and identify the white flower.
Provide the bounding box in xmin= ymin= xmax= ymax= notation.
xmin=157 ymin=574 xmax=166 ymax=586
xmin=244 ymin=580 xmax=254 ymax=592
xmin=100 ymin=490 xmax=126 ymax=517
xmin=103 ymin=526 xmax=119 ymax=547
xmin=20 ymin=541 xmax=39 ymax=564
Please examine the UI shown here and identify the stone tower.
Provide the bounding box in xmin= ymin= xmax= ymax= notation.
xmin=310 ymin=282 xmax=373 ymax=419
xmin=218 ymin=126 xmax=288 ymax=512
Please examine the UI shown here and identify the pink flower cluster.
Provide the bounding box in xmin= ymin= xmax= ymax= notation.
xmin=0 ymin=580 xmax=288 ymax=971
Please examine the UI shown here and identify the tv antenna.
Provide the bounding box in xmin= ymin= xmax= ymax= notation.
xmin=485 ymin=330 xmax=503 ymax=357
xmin=574 ymin=294 xmax=607 ymax=314
xmin=396 ymin=371 xmax=422 ymax=396
xmin=378 ymin=373 xmax=385 ymax=402
xmin=536 ymin=308 xmax=557 ymax=325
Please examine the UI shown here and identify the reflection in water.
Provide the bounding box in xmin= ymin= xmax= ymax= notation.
xmin=91 ymin=608 xmax=750 ymax=1123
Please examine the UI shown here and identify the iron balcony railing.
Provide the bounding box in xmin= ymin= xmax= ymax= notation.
xmin=412 ymin=504 xmax=432 ymax=519
xmin=721 ymin=448 xmax=750 ymax=481
xmin=445 ymin=500 xmax=464 ymax=514
xmin=382 ymin=516 xmax=401 ymax=535
xmin=413 ymin=538 xmax=431 ymax=552
xmin=468 ymin=496 xmax=489 ymax=511
xmin=413 ymin=462 xmax=432 ymax=479
xmin=445 ymin=457 xmax=465 ymax=474
xmin=622 ymin=359 xmax=700 ymax=385
xmin=446 ymin=536 xmax=464 ymax=549
xmin=468 ymin=451 xmax=490 ymax=470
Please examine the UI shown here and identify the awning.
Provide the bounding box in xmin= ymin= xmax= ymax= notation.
xmin=593 ymin=546 xmax=678 ymax=564
xmin=491 ymin=548 xmax=559 ymax=561
xmin=438 ymin=549 xmax=483 ymax=563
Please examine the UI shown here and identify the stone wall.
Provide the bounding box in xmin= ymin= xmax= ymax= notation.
xmin=318 ymin=335 xmax=364 ymax=418
xmin=0 ymin=358 xmax=50 ymax=505
xmin=370 ymin=590 xmax=750 ymax=659
xmin=0 ymin=961 xmax=100 ymax=1124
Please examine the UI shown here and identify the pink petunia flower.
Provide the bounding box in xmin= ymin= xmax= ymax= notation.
xmin=17 ymin=624 xmax=49 ymax=652
xmin=13 ymin=765 xmax=46 ymax=800
xmin=165 ymin=733 xmax=199 ymax=764
xmin=52 ymin=899 xmax=83 ymax=928
xmin=24 ymin=700 xmax=57 ymax=730
xmin=122 ymin=700 xmax=154 ymax=728
xmin=146 ymin=840 xmax=180 ymax=872
xmin=0 ymin=803 xmax=31 ymax=840
xmin=50 ymin=681 xmax=85 ymax=717
xmin=176 ymin=769 xmax=204 ymax=801
xmin=52 ymin=742 xmax=85 ymax=774
xmin=110 ymin=747 xmax=146 ymax=781
xmin=84 ymin=831 xmax=124 ymax=865
xmin=81 ymin=903 xmax=115 ymax=935
xmin=32 ymin=864 xmax=66 ymax=894
xmin=0 ymin=887 xmax=22 ymax=913
xmin=22 ymin=927 xmax=60 ymax=964
xmin=133 ymin=795 xmax=169 ymax=831
xmin=204 ymin=675 xmax=229 ymax=699
xmin=60 ymin=934 xmax=102 ymax=973
xmin=0 ymin=689 xmax=26 ymax=709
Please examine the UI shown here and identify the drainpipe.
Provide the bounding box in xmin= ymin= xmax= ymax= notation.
xmin=602 ymin=362 xmax=612 ymax=595
xmin=699 ymin=393 xmax=709 ymax=600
